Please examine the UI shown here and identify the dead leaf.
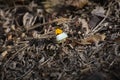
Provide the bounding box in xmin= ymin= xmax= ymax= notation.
xmin=54 ymin=17 xmax=70 ymax=25
xmin=89 ymin=15 xmax=101 ymax=28
xmin=1 ymin=51 xmax=8 ymax=58
xmin=81 ymin=33 xmax=106 ymax=45
xmin=28 ymin=1 xmax=38 ymax=11
xmin=91 ymin=6 xmax=106 ymax=17
xmin=8 ymin=34 xmax=12 ymax=40
xmin=23 ymin=12 xmax=36 ymax=30
xmin=70 ymin=0 xmax=89 ymax=8
xmin=43 ymin=0 xmax=88 ymax=13
xmin=11 ymin=25 xmax=16 ymax=30
xmin=114 ymin=37 xmax=120 ymax=44
xmin=0 ymin=9 xmax=5 ymax=18
xmin=78 ymin=18 xmax=90 ymax=35
xmin=42 ymin=0 xmax=62 ymax=13
xmin=4 ymin=28 xmax=10 ymax=33
xmin=21 ymin=33 xmax=26 ymax=38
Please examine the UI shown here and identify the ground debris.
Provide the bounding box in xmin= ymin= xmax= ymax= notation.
xmin=0 ymin=0 xmax=120 ymax=80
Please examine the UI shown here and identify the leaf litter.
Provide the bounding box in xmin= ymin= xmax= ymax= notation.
xmin=0 ymin=0 xmax=120 ymax=80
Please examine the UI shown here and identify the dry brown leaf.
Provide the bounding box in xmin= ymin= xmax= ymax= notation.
xmin=7 ymin=34 xmax=12 ymax=40
xmin=23 ymin=12 xmax=36 ymax=30
xmin=114 ymin=37 xmax=120 ymax=44
xmin=80 ymin=67 xmax=91 ymax=74
xmin=67 ymin=33 xmax=106 ymax=46
xmin=53 ymin=17 xmax=70 ymax=25
xmin=42 ymin=0 xmax=62 ymax=13
xmin=11 ymin=25 xmax=16 ymax=30
xmin=53 ymin=17 xmax=70 ymax=22
xmin=78 ymin=18 xmax=90 ymax=35
xmin=70 ymin=0 xmax=89 ymax=8
xmin=91 ymin=6 xmax=106 ymax=17
xmin=81 ymin=33 xmax=106 ymax=45
xmin=1 ymin=51 xmax=8 ymax=58
xmin=43 ymin=0 xmax=89 ymax=13
xmin=21 ymin=33 xmax=26 ymax=38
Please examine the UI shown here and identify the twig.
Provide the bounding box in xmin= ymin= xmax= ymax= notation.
xmin=3 ymin=44 xmax=28 ymax=67
xmin=90 ymin=2 xmax=112 ymax=34
xmin=19 ymin=53 xmax=56 ymax=80
xmin=16 ymin=61 xmax=35 ymax=80
xmin=27 ymin=18 xmax=71 ymax=31
xmin=92 ymin=8 xmax=110 ymax=33
xmin=40 ymin=53 xmax=56 ymax=66
xmin=25 ymin=31 xmax=55 ymax=40
xmin=109 ymin=59 xmax=115 ymax=69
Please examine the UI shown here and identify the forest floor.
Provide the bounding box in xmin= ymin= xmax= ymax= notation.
xmin=0 ymin=0 xmax=120 ymax=80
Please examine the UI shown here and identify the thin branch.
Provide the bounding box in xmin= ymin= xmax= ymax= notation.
xmin=92 ymin=8 xmax=110 ymax=33
xmin=27 ymin=18 xmax=71 ymax=31
xmin=90 ymin=2 xmax=112 ymax=34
